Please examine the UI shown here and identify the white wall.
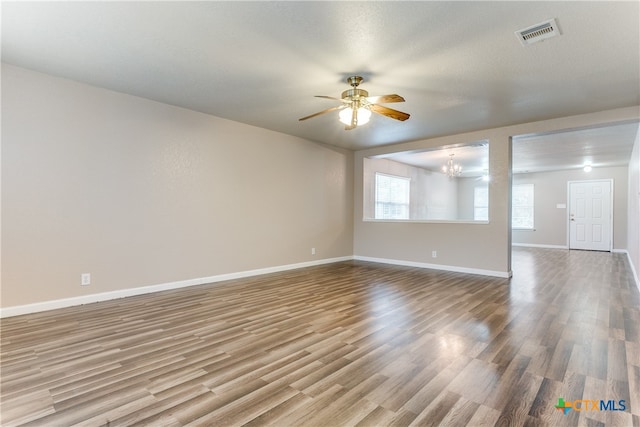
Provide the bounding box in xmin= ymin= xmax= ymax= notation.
xmin=362 ymin=158 xmax=486 ymax=222
xmin=512 ymin=166 xmax=628 ymax=250
xmin=1 ymin=64 xmax=354 ymax=309
xmin=363 ymin=157 xmax=458 ymax=220
xmin=457 ymin=178 xmax=485 ymax=221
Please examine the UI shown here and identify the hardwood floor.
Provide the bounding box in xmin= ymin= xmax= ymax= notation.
xmin=1 ymin=247 xmax=639 ymax=426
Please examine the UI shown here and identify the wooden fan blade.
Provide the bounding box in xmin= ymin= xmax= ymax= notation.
xmin=365 ymin=94 xmax=405 ymax=104
xmin=298 ymin=105 xmax=346 ymax=121
xmin=369 ymin=104 xmax=410 ymax=121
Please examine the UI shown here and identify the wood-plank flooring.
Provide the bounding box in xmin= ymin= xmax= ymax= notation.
xmin=1 ymin=247 xmax=639 ymax=426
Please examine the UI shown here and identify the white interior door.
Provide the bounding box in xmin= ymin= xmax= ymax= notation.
xmin=568 ymin=180 xmax=612 ymax=251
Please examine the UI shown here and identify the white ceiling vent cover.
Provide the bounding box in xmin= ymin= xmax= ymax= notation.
xmin=515 ymin=18 xmax=560 ymax=46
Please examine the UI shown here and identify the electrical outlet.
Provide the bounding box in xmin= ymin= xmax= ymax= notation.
xmin=432 ymin=251 xmax=437 ymax=258
xmin=311 ymin=248 xmax=316 ymax=255
xmin=81 ymin=273 xmax=91 ymax=286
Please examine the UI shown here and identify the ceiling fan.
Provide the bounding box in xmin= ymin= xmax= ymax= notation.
xmin=299 ymin=76 xmax=410 ymax=130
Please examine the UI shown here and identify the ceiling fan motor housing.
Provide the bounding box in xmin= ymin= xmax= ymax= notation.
xmin=342 ymin=88 xmax=369 ymax=102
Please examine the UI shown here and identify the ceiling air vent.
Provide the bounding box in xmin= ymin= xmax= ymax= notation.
xmin=515 ymin=18 xmax=560 ymax=46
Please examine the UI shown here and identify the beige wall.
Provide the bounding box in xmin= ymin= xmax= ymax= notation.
xmin=1 ymin=64 xmax=354 ymax=308
xmin=628 ymin=126 xmax=640 ymax=287
xmin=3 ymin=63 xmax=638 ymax=310
xmin=354 ymin=107 xmax=640 ymax=277
xmin=512 ymin=167 xmax=628 ymax=249
xmin=355 ymin=130 xmax=513 ymax=275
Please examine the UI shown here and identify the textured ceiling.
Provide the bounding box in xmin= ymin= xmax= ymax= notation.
xmin=512 ymin=122 xmax=639 ymax=174
xmin=368 ymin=121 xmax=639 ymax=177
xmin=2 ymin=1 xmax=639 ymax=169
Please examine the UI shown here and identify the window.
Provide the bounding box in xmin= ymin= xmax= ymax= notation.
xmin=375 ymin=173 xmax=410 ymax=219
xmin=512 ymin=184 xmax=534 ymax=229
xmin=474 ymin=186 xmax=489 ymax=221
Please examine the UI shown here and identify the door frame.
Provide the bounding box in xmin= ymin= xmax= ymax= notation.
xmin=566 ymin=179 xmax=613 ymax=251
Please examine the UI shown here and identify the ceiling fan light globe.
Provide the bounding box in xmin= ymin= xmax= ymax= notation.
xmin=338 ymin=107 xmax=371 ymax=126
xmin=357 ymin=108 xmax=371 ymax=125
xmin=338 ymin=108 xmax=351 ymax=125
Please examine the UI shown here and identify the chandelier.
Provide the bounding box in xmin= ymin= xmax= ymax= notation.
xmin=442 ymin=154 xmax=462 ymax=178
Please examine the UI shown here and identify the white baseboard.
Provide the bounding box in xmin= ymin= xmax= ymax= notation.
xmin=512 ymin=243 xmax=569 ymax=249
xmin=514 ymin=244 xmax=630 ymax=254
xmin=0 ymin=256 xmax=353 ymax=318
xmin=621 ymin=250 xmax=640 ymax=293
xmin=353 ymin=256 xmax=512 ymax=278
xmin=10 ymin=250 xmax=633 ymax=318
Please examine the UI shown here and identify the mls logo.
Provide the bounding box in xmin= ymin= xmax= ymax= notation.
xmin=554 ymin=397 xmax=627 ymax=415
xmin=555 ymin=398 xmax=572 ymax=415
